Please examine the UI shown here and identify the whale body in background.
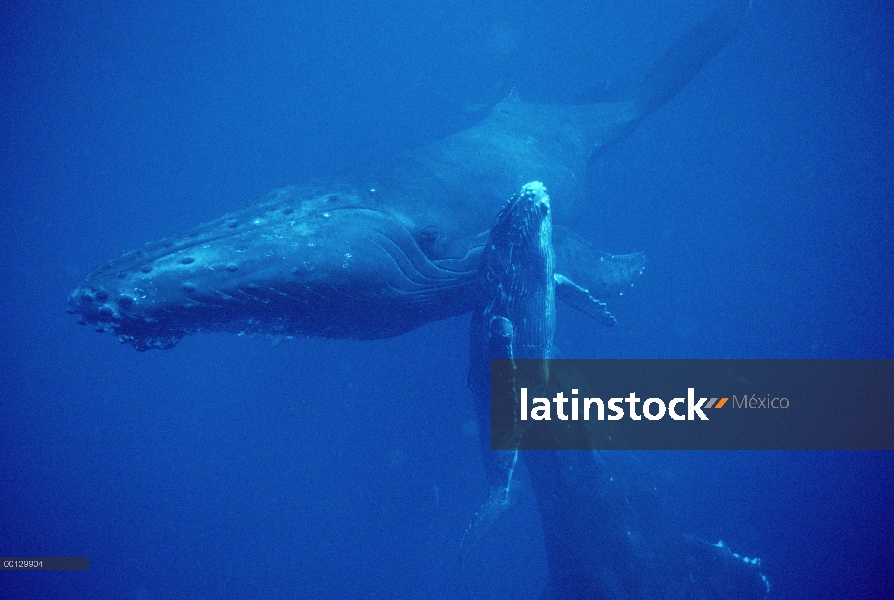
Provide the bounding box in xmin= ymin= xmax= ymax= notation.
xmin=68 ymin=3 xmax=748 ymax=351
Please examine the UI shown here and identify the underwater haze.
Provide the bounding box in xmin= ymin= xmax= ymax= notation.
xmin=2 ymin=0 xmax=892 ymax=598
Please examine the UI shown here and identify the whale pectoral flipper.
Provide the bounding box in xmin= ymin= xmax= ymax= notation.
xmin=633 ymin=1 xmax=750 ymax=118
xmin=553 ymin=225 xmax=645 ymax=324
xmin=581 ymin=0 xmax=750 ymax=165
xmin=555 ymin=273 xmax=616 ymax=327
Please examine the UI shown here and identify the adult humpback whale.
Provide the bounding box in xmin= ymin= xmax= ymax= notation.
xmin=68 ymin=3 xmax=748 ymax=350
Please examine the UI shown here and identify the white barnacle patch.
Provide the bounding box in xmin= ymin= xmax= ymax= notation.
xmin=289 ymin=222 xmax=315 ymax=237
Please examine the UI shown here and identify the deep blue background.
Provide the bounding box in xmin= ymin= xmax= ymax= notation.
xmin=2 ymin=1 xmax=892 ymax=598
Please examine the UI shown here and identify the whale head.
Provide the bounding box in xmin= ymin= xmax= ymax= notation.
xmin=68 ymin=184 xmax=481 ymax=350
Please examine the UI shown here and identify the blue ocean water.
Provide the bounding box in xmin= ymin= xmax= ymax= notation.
xmin=1 ymin=1 xmax=892 ymax=598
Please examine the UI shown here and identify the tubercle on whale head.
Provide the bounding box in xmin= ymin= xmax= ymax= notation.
xmin=68 ymin=184 xmax=482 ymax=350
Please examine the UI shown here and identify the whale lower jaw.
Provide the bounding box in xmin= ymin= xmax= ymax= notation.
xmin=69 ymin=272 xmax=480 ymax=351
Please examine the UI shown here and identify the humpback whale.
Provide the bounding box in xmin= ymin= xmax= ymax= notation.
xmin=66 ymin=3 xmax=767 ymax=597
xmin=463 ymin=181 xmax=555 ymax=558
xmin=469 ymin=183 xmax=768 ymax=599
xmin=68 ymin=3 xmax=748 ymax=350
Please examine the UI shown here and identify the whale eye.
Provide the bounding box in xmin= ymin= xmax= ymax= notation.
xmin=419 ymin=225 xmax=440 ymax=245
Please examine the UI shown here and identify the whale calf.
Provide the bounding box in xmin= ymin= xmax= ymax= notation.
xmin=465 ymin=182 xmax=769 ymax=598
xmin=463 ymin=181 xmax=555 ymax=559
xmin=68 ymin=3 xmax=747 ymax=350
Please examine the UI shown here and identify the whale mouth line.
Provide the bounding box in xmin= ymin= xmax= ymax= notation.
xmin=363 ymin=226 xmax=477 ymax=290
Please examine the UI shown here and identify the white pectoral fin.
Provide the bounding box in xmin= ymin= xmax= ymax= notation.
xmin=553 ymin=225 xmax=645 ymax=295
xmin=555 ymin=273 xmax=617 ymax=327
